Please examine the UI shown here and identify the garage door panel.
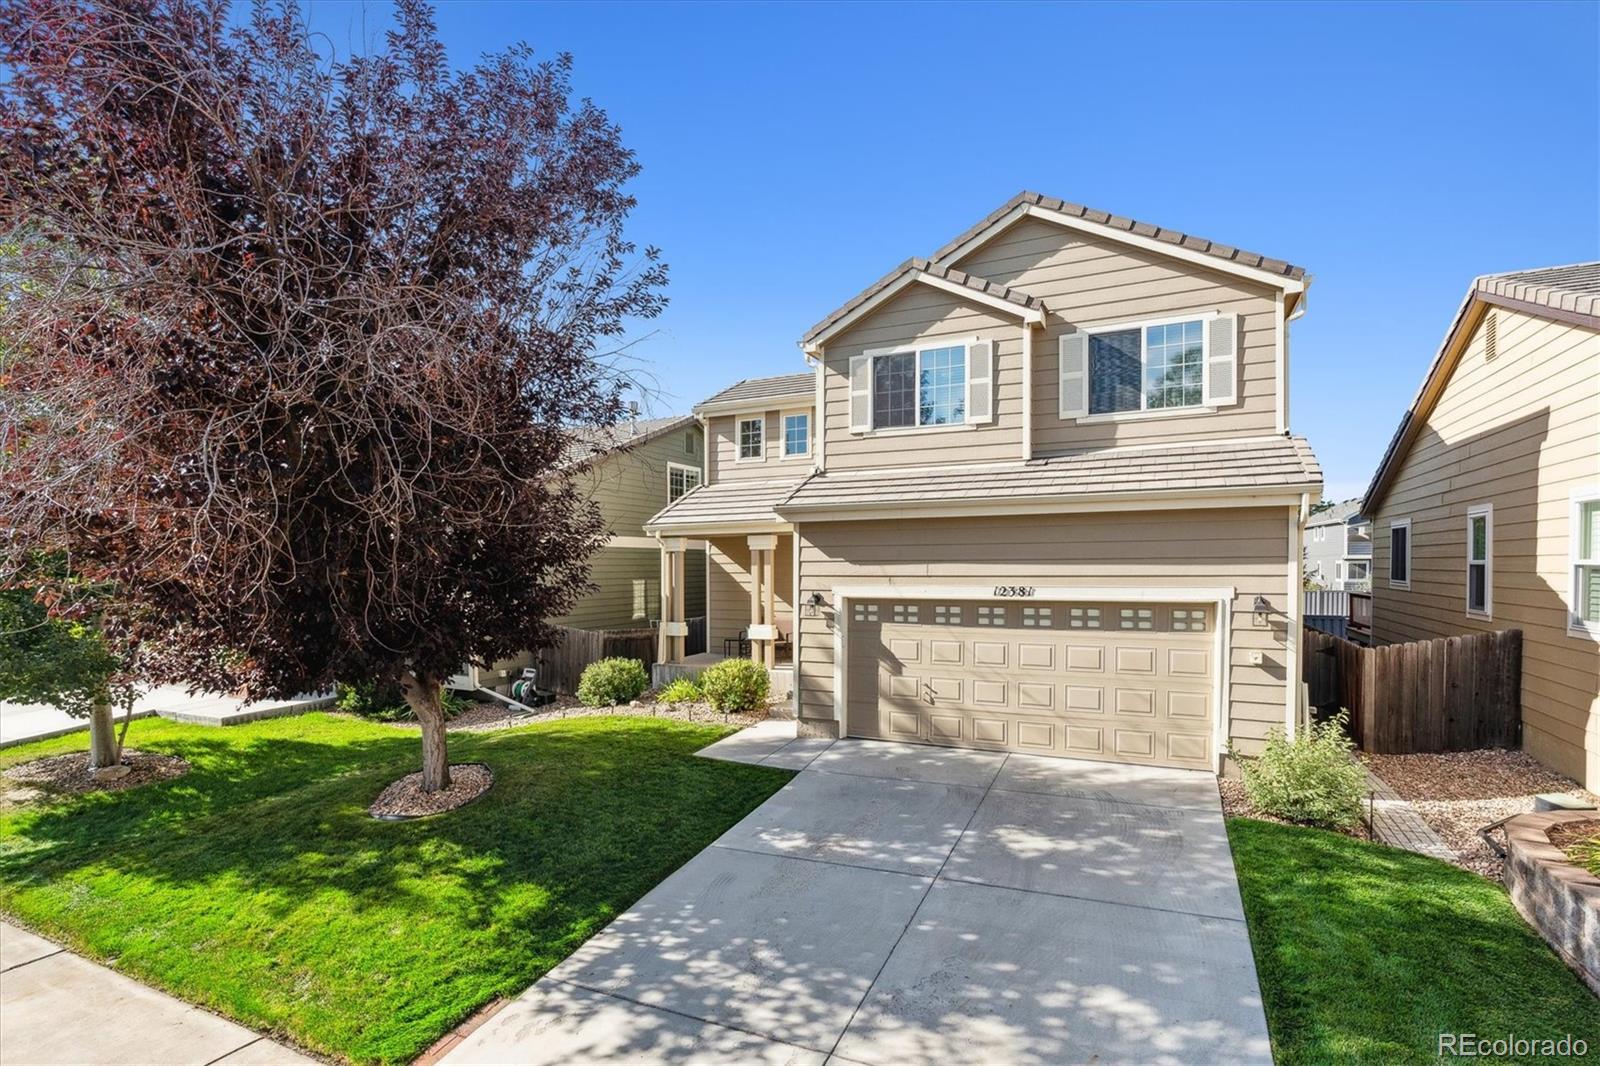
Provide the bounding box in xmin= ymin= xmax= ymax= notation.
xmin=847 ymin=598 xmax=1215 ymax=770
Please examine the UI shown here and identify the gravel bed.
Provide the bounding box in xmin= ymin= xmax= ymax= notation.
xmin=1218 ymin=778 xmax=1372 ymax=841
xmin=368 ymin=763 xmax=493 ymax=818
xmin=517 ymin=694 xmax=771 ymax=729
xmin=1362 ymin=749 xmax=1599 ymax=879
xmin=2 ymin=749 xmax=190 ymax=802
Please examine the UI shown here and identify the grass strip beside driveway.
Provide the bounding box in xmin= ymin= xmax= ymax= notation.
xmin=1228 ymin=817 xmax=1600 ymax=1064
xmin=0 ymin=713 xmax=791 ymax=1064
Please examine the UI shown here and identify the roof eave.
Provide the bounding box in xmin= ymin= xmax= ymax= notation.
xmin=776 ymin=482 xmax=1320 ymax=523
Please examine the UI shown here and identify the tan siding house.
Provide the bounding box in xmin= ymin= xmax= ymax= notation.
xmin=648 ymin=192 xmax=1321 ymax=774
xmin=1363 ymin=264 xmax=1600 ymax=787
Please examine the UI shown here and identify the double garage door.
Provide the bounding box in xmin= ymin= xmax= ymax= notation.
xmin=846 ymin=598 xmax=1216 ymax=770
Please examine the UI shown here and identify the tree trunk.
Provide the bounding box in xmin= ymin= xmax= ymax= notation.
xmin=401 ymin=671 xmax=451 ymax=793
xmin=87 ymin=697 xmax=118 ymax=770
xmin=114 ymin=695 xmax=136 ymax=763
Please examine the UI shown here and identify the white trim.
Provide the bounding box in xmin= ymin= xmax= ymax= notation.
xmin=1021 ymin=204 xmax=1306 ymax=294
xmin=1465 ymin=503 xmax=1493 ymax=620
xmin=608 ymin=535 xmax=661 ymax=550
xmin=747 ymin=623 xmax=777 ymax=641
xmin=661 ymin=620 xmax=688 ymax=637
xmin=1020 ymin=323 xmax=1034 ymax=461
xmin=857 ymin=340 xmax=973 ymax=435
xmin=735 ymin=416 xmax=765 ymax=463
xmin=1568 ymin=486 xmax=1600 ymax=639
xmin=646 ymin=519 xmax=794 ymax=536
xmin=1214 ymin=597 xmax=1232 ymax=772
xmin=1387 ymin=517 xmax=1412 ymax=589
xmin=1274 ymin=290 xmax=1287 ymax=434
xmin=914 ymin=272 xmax=1046 ymax=326
xmin=1073 ymin=311 xmax=1221 ymax=420
xmin=803 ymin=272 xmax=920 ymax=355
xmin=746 ymin=533 xmax=779 ymax=551
xmin=1285 ymin=500 xmax=1305 ymax=740
xmin=659 ymin=536 xmax=687 ymax=553
xmin=696 ymin=393 xmax=816 ymax=418
xmin=813 ymin=356 xmax=827 ymax=472
xmin=666 ymin=461 xmax=702 ymax=503
xmin=833 ymin=587 xmax=847 ymax=726
xmin=792 ymin=524 xmax=802 ymax=719
xmin=833 ymin=583 xmax=1236 ymax=604
xmin=802 ymin=268 xmax=1045 ymax=354
xmin=778 ymin=488 xmax=1315 ymax=523
xmin=779 ymin=409 xmax=812 ymax=460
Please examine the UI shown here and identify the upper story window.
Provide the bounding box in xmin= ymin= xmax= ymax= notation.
xmin=1570 ymin=490 xmax=1599 ymax=638
xmin=783 ymin=413 xmax=810 ymax=457
xmin=737 ymin=417 xmax=763 ymax=461
xmin=871 ymin=345 xmax=966 ymax=429
xmin=1389 ymin=518 xmax=1411 ymax=588
xmin=1466 ymin=504 xmax=1492 ymax=618
xmin=684 ymin=430 xmax=696 ymax=455
xmin=1060 ymin=313 xmax=1236 ymax=420
xmin=667 ymin=462 xmax=701 ymax=502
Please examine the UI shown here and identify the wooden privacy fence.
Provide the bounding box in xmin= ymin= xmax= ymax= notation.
xmin=537 ymin=625 xmax=658 ymax=695
xmin=1302 ymin=626 xmax=1522 ymax=753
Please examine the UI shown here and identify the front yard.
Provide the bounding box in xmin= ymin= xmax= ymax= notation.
xmin=0 ymin=713 xmax=791 ymax=1064
xmin=1229 ymin=817 xmax=1600 ymax=1064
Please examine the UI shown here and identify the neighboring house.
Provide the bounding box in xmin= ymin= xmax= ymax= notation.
xmin=1303 ymin=501 xmax=1372 ymax=590
xmin=451 ymin=414 xmax=706 ymax=694
xmin=647 ymin=191 xmax=1322 ymax=773
xmin=1363 ymin=263 xmax=1600 ymax=789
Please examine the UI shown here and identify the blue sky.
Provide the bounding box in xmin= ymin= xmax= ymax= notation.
xmin=307 ymin=0 xmax=1598 ymax=502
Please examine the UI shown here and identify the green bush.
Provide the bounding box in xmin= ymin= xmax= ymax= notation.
xmin=657 ymin=677 xmax=703 ymax=704
xmin=576 ymin=657 xmax=649 ymax=707
xmin=698 ymin=658 xmax=769 ymax=713
xmin=1234 ymin=713 xmax=1367 ymax=829
xmin=334 ymin=680 xmax=464 ymax=722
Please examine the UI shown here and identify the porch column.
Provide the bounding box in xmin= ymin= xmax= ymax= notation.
xmin=658 ymin=537 xmax=688 ymax=663
xmin=747 ymin=534 xmax=778 ymax=666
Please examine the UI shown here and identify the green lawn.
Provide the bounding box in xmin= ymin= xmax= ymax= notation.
xmin=1228 ymin=817 xmax=1600 ymax=1064
xmin=0 ymin=713 xmax=791 ymax=1064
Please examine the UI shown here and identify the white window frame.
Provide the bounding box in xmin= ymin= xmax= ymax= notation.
xmin=1075 ymin=311 xmax=1220 ymax=422
xmin=1334 ymin=561 xmax=1345 ymax=582
xmin=781 ymin=410 xmax=811 ymax=459
xmin=1465 ymin=503 xmax=1493 ymax=620
xmin=735 ymin=416 xmax=764 ymax=462
xmin=667 ymin=461 xmax=701 ymax=502
xmin=1569 ymin=487 xmax=1600 ymax=640
xmin=860 ymin=340 xmax=972 ymax=435
xmin=1388 ymin=518 xmax=1411 ymax=589
xmin=1346 ymin=560 xmax=1371 ymax=583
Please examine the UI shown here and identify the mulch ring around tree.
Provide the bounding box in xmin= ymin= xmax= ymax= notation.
xmin=1 ymin=750 xmax=190 ymax=803
xmin=368 ymin=763 xmax=493 ymax=820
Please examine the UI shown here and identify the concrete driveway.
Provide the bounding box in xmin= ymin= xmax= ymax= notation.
xmin=445 ymin=732 xmax=1271 ymax=1065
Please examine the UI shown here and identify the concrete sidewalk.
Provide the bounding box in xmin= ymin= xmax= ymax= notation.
xmin=0 ymin=687 xmax=333 ymax=748
xmin=0 ymin=922 xmax=315 ymax=1066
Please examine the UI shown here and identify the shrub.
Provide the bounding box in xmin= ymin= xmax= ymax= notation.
xmin=1234 ymin=713 xmax=1367 ymax=829
xmin=657 ymin=677 xmax=703 ymax=704
xmin=576 ymin=657 xmax=649 ymax=707
xmin=335 ymin=680 xmax=464 ymax=722
xmin=698 ymin=658 xmax=769 ymax=713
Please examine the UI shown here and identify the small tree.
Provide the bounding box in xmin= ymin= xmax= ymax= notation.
xmin=0 ymin=561 xmax=135 ymax=770
xmin=0 ymin=0 xmax=666 ymax=791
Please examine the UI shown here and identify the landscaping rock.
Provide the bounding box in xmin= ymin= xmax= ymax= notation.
xmin=2 ymin=750 xmax=190 ymax=799
xmin=92 ymin=764 xmax=132 ymax=782
xmin=369 ymin=763 xmax=493 ymax=819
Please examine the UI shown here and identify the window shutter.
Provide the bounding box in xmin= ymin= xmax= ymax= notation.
xmin=1058 ymin=333 xmax=1088 ymax=419
xmin=849 ymin=356 xmax=871 ymax=432
xmin=1203 ymin=313 xmax=1239 ymax=406
xmin=966 ymin=341 xmax=994 ymax=424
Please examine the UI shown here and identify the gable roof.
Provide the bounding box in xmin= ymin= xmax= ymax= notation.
xmin=777 ymin=436 xmax=1321 ymax=519
xmin=695 ymin=373 xmax=814 ymax=413
xmin=800 ymin=258 xmax=1048 ymax=349
xmin=564 ymin=414 xmax=695 ymax=468
xmin=1306 ymin=500 xmax=1363 ymax=528
xmin=1362 ymin=262 xmax=1600 ymax=515
xmin=800 ymin=190 xmax=1308 ymax=352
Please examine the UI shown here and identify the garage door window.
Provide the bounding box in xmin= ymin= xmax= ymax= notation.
xmin=1068 ymin=607 xmax=1102 ymax=628
xmin=1022 ymin=606 xmax=1053 ymax=627
xmin=977 ymin=605 xmax=1007 ymax=625
xmin=934 ymin=605 xmax=963 ymax=624
xmin=1120 ymin=608 xmax=1154 ymax=630
xmin=892 ymin=604 xmax=919 ymax=622
xmin=852 ymin=603 xmax=879 ymax=622
xmin=1172 ymin=609 xmax=1207 ymax=631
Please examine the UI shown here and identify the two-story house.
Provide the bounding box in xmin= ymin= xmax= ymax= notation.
xmin=648 ymin=192 xmax=1322 ymax=773
xmin=1303 ymin=501 xmax=1373 ymax=590
xmin=1363 ymin=264 xmax=1599 ymax=789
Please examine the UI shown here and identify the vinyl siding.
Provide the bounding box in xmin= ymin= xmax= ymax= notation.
xmin=949 ymin=216 xmax=1282 ymax=454
xmin=707 ymin=534 xmax=794 ymax=655
xmin=1369 ymin=306 xmax=1600 ymax=787
xmin=820 ymin=284 xmax=1025 ymax=471
xmin=706 ymin=408 xmax=816 ymax=483
xmin=793 ymin=508 xmax=1295 ymax=757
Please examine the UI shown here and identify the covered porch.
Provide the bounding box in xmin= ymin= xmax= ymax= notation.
xmin=654 ymin=528 xmax=796 ymax=671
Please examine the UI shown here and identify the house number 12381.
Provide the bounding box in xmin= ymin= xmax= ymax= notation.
xmin=993 ymin=586 xmax=1037 ymax=597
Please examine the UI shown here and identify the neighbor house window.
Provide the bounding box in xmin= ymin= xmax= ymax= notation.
xmin=1467 ymin=504 xmax=1492 ymax=617
xmin=871 ymin=344 xmax=966 ymax=429
xmin=783 ymin=413 xmax=810 ymax=457
xmin=1571 ymin=491 xmax=1600 ymax=637
xmin=737 ymin=417 xmax=763 ymax=460
xmin=1389 ymin=519 xmax=1411 ymax=588
xmin=684 ymin=430 xmax=696 ymax=455
xmin=1347 ymin=561 xmax=1371 ymax=582
xmin=667 ymin=462 xmax=700 ymax=502
xmin=1089 ymin=318 xmax=1205 ymax=415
